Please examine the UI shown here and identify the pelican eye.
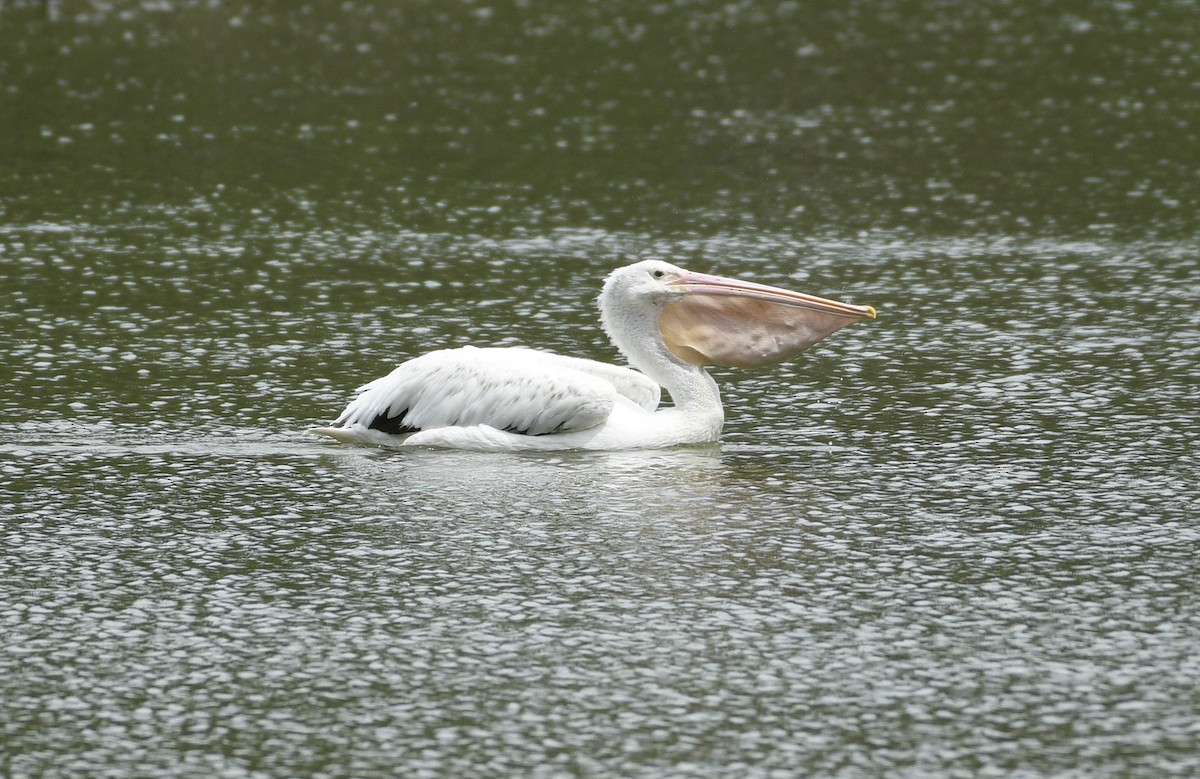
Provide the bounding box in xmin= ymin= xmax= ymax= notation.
xmin=652 ymin=269 xmax=665 ymax=278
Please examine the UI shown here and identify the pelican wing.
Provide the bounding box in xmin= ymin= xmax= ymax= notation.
xmin=331 ymin=346 xmax=656 ymax=436
xmin=527 ymin=353 xmax=661 ymax=412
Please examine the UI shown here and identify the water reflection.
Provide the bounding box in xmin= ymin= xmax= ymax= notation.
xmin=5 ymin=412 xmax=1196 ymax=777
xmin=327 ymin=445 xmax=732 ymax=524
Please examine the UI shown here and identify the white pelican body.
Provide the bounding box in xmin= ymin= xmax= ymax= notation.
xmin=312 ymin=261 xmax=875 ymax=452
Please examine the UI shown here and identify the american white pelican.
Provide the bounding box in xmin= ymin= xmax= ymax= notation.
xmin=312 ymin=260 xmax=875 ymax=451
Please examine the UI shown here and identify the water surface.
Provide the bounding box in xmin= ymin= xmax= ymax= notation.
xmin=2 ymin=1 xmax=1198 ymax=777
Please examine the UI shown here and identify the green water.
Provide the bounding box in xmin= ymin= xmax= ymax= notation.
xmin=2 ymin=1 xmax=1198 ymax=777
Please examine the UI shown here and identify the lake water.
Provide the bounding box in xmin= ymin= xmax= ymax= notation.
xmin=2 ymin=1 xmax=1198 ymax=777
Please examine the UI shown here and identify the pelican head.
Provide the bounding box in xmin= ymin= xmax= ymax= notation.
xmin=600 ymin=260 xmax=876 ymax=369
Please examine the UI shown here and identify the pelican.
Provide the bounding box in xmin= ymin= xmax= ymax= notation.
xmin=311 ymin=260 xmax=875 ymax=451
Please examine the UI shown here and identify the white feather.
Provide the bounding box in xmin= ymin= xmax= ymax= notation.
xmin=329 ymin=346 xmax=659 ymax=437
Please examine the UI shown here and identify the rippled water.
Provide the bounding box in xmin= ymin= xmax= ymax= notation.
xmin=3 ymin=1 xmax=1199 ymax=777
